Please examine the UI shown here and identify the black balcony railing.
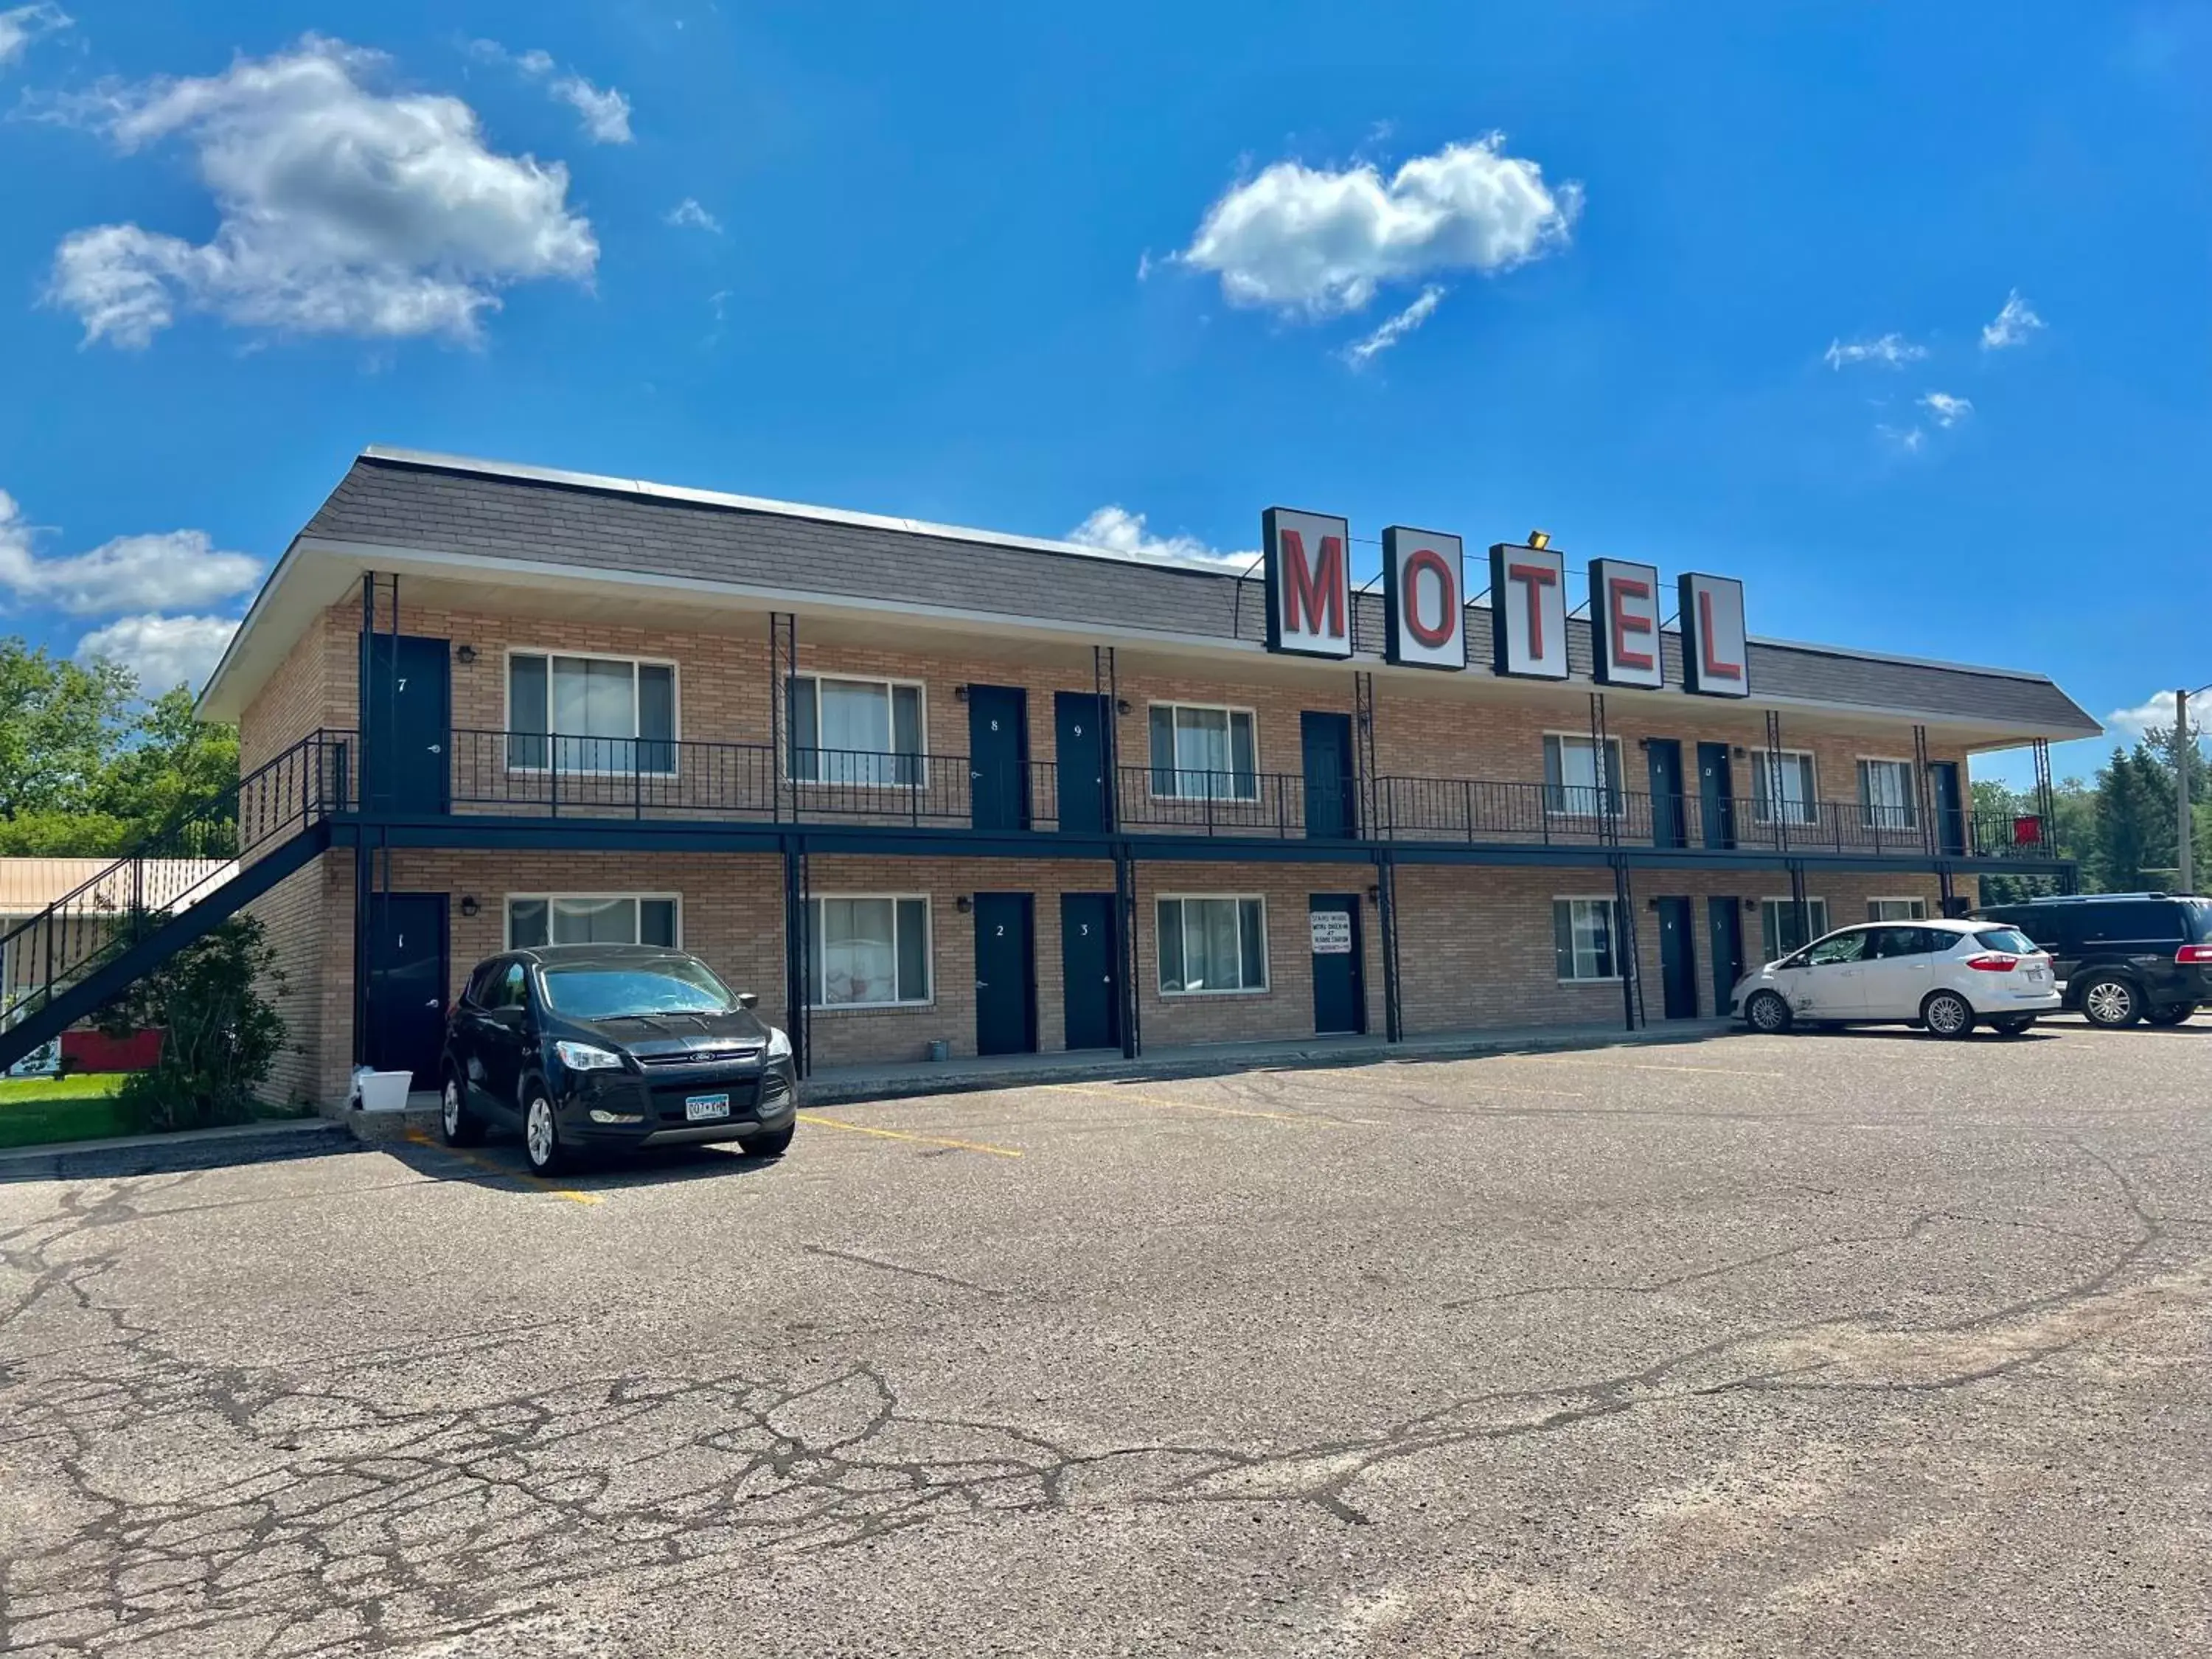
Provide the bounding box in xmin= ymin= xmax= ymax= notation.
xmin=425 ymin=728 xmax=2064 ymax=858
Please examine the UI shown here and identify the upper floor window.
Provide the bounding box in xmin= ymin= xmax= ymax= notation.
xmin=509 ymin=653 xmax=676 ymax=775
xmin=1149 ymin=703 xmax=1258 ymax=801
xmin=1752 ymin=751 xmax=1819 ymax=827
xmin=1857 ymin=759 xmax=1919 ymax=831
xmin=789 ymin=675 xmax=925 ymax=786
xmin=1543 ymin=734 xmax=1623 ymax=816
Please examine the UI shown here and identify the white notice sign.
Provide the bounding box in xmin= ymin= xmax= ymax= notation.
xmin=1310 ymin=911 xmax=1352 ymax=954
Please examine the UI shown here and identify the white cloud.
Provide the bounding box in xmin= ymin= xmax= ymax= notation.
xmin=549 ymin=74 xmax=630 ymax=143
xmin=1981 ymin=288 xmax=2045 ymax=350
xmin=1066 ymin=507 xmax=1256 ymax=571
xmin=470 ymin=39 xmax=632 ymax=143
xmin=1176 ymin=133 xmax=1580 ymax=317
xmin=1877 ymin=423 xmax=1925 ymax=453
xmin=1918 ymin=390 xmax=1973 ymax=428
xmin=667 ymin=198 xmax=722 ymax=233
xmin=0 ymin=488 xmax=262 ymax=615
xmin=0 ymin=3 xmax=69 ymax=71
xmin=48 ymin=37 xmax=598 ymax=349
xmin=1823 ymin=333 xmax=1927 ymax=370
xmin=2104 ymin=692 xmax=2194 ymax=740
xmin=1343 ymin=284 xmax=1444 ymax=367
xmin=74 ymin=614 xmax=238 ymax=693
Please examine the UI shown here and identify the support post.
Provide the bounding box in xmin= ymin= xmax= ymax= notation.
xmin=1789 ymin=859 xmax=1809 ymax=950
xmin=1913 ymin=723 xmax=1934 ymax=855
xmin=1114 ymin=841 xmax=1141 ymax=1057
xmin=2179 ymin=688 xmax=2194 ymax=895
xmin=1354 ymin=669 xmax=1379 ymax=838
xmin=781 ymin=837 xmax=812 ymax=1079
xmin=1375 ymin=852 xmax=1403 ymax=1043
xmin=1765 ymin=707 xmax=1788 ymax=853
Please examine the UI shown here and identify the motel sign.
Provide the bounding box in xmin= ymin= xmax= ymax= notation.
xmin=1261 ymin=508 xmax=1750 ymax=698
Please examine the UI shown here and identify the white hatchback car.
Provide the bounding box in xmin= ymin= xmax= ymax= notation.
xmin=1731 ymin=919 xmax=2061 ymax=1038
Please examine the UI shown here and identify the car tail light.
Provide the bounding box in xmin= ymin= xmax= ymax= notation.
xmin=2176 ymin=944 xmax=2212 ymax=965
xmin=1965 ymin=953 xmax=2021 ymax=972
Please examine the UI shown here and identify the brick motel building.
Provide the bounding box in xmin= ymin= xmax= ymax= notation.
xmin=1 ymin=448 xmax=2102 ymax=1105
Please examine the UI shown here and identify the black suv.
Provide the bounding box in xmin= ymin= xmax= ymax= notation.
xmin=1970 ymin=894 xmax=2212 ymax=1028
xmin=439 ymin=943 xmax=799 ymax=1172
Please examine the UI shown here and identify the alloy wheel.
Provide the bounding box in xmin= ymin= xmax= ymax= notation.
xmin=526 ymin=1096 xmax=555 ymax=1167
xmin=1926 ymin=994 xmax=1969 ymax=1035
xmin=1747 ymin=992 xmax=1789 ymax=1032
xmin=2084 ymin=981 xmax=2135 ymax=1026
xmin=442 ymin=1080 xmax=461 ymax=1136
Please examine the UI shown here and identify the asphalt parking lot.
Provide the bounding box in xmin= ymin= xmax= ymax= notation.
xmin=5 ymin=1019 xmax=2210 ymax=1658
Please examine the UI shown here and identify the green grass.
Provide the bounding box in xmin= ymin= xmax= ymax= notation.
xmin=0 ymin=1072 xmax=138 ymax=1150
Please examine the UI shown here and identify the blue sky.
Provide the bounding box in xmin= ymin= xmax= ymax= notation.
xmin=1 ymin=2 xmax=2207 ymax=787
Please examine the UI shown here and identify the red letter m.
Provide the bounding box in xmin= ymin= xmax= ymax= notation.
xmin=1279 ymin=529 xmax=1346 ymax=640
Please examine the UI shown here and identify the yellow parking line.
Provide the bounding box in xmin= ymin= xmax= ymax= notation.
xmin=404 ymin=1131 xmax=605 ymax=1203
xmin=796 ymin=1112 xmax=1023 ymax=1159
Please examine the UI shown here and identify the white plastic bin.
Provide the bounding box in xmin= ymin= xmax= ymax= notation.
xmin=357 ymin=1070 xmax=414 ymax=1112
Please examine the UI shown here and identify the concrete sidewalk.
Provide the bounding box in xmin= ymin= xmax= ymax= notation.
xmin=0 ymin=1115 xmax=357 ymax=1182
xmin=799 ymin=1017 xmax=1736 ymax=1106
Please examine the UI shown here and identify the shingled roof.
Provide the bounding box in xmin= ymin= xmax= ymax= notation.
xmin=296 ymin=450 xmax=2101 ymax=737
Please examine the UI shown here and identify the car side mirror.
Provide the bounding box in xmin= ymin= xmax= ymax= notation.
xmin=737 ymin=992 xmax=758 ymax=1009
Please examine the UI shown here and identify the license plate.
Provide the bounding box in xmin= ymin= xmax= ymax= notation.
xmin=2026 ymin=967 xmax=2049 ymax=982
xmin=685 ymin=1092 xmax=731 ymax=1121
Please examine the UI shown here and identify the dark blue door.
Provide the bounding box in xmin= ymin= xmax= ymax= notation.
xmin=1697 ymin=741 xmax=1736 ymax=850
xmin=364 ymin=635 xmax=451 ymax=814
xmin=1707 ymin=897 xmax=1745 ymax=1017
xmin=973 ymin=893 xmax=1037 ymax=1055
xmin=1309 ymin=894 xmax=1365 ymax=1034
xmin=967 ymin=685 xmax=1029 ymax=832
xmin=366 ymin=892 xmax=448 ymax=1090
xmin=1647 ymin=739 xmax=1687 ymax=849
xmin=1656 ymin=897 xmax=1698 ymax=1018
xmin=1301 ymin=712 xmax=1357 ymax=839
xmin=1930 ymin=762 xmax=1966 ymax=855
xmin=1054 ymin=692 xmax=1110 ymax=832
xmin=1059 ymin=893 xmax=1119 ymax=1049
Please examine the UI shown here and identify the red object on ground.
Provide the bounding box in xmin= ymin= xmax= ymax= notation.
xmin=61 ymin=1027 xmax=163 ymax=1072
xmin=2013 ymin=814 xmax=2043 ymax=846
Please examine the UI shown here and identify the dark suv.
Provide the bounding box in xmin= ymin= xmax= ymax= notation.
xmin=1970 ymin=894 xmax=2212 ymax=1028
xmin=439 ymin=943 xmax=799 ymax=1172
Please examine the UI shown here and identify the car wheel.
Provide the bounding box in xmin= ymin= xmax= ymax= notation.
xmin=738 ymin=1124 xmax=795 ymax=1158
xmin=522 ymin=1083 xmax=568 ymax=1175
xmin=1921 ymin=990 xmax=1976 ymax=1039
xmin=2144 ymin=1003 xmax=2196 ymax=1028
xmin=1743 ymin=990 xmax=1792 ymax=1034
xmin=2078 ymin=975 xmax=2142 ymax=1029
xmin=440 ymin=1071 xmax=485 ymax=1147
xmin=1990 ymin=1015 xmax=2036 ymax=1037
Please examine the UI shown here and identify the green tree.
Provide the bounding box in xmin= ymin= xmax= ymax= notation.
xmin=96 ymin=915 xmax=288 ymax=1132
xmin=2088 ymin=745 xmax=2173 ymax=893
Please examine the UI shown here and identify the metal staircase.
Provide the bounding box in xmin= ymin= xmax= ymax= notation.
xmin=0 ymin=732 xmax=352 ymax=1074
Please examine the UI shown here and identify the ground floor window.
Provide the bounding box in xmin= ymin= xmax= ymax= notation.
xmin=1553 ymin=897 xmax=1621 ymax=981
xmin=810 ymin=895 xmax=931 ymax=1007
xmin=1158 ymin=896 xmax=1267 ymax=993
xmin=507 ymin=894 xmax=680 ymax=948
xmin=1761 ymin=896 xmax=1831 ymax=960
xmin=1867 ymin=897 xmax=1929 ymax=922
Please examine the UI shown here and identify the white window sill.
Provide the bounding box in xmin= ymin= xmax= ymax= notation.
xmin=1157 ymin=986 xmax=1271 ymax=998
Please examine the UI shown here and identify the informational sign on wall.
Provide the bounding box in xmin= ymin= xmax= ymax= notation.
xmin=1310 ymin=910 xmax=1353 ymax=953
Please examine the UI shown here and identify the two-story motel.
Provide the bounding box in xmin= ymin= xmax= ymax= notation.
xmin=178 ymin=449 xmax=2097 ymax=1107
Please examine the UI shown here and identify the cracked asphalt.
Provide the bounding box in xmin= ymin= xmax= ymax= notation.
xmin=5 ymin=1021 xmax=2211 ymax=1657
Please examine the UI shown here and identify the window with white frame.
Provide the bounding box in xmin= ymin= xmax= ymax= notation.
xmin=508 ymin=653 xmax=676 ymax=774
xmin=1857 ymin=759 xmax=1919 ymax=832
xmin=1761 ymin=896 xmax=1831 ymax=960
xmin=507 ymin=894 xmax=680 ymax=949
xmin=1543 ymin=734 xmax=1623 ymax=816
xmin=787 ymin=675 xmax=925 ymax=786
xmin=1553 ymin=897 xmax=1622 ymax=981
xmin=810 ymin=896 xmax=931 ymax=1007
xmin=1148 ymin=704 xmax=1259 ymax=801
xmin=1156 ymin=896 xmax=1267 ymax=993
xmin=1752 ymin=751 xmax=1819 ymax=826
xmin=1867 ymin=897 xmax=1929 ymax=922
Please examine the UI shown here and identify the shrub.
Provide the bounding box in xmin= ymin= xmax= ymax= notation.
xmin=97 ymin=914 xmax=288 ymax=1133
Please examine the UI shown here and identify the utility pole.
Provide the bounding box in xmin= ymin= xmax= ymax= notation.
xmin=2181 ymin=688 xmax=2195 ymax=895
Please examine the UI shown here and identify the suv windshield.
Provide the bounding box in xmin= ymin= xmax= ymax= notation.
xmin=540 ymin=959 xmax=740 ymax=1019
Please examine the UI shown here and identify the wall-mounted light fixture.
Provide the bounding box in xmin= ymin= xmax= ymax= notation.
xmin=1116 ymin=699 xmax=1131 ymax=716
xmin=459 ymin=895 xmax=480 ymax=918
xmin=1366 ymin=885 xmax=1381 ymax=903
xmin=1732 ymin=745 xmax=1748 ymax=759
xmin=956 ymin=895 xmax=973 ymax=914
xmin=953 ymin=684 xmax=969 ymax=703
xmin=456 ymin=644 xmax=477 ymax=665
xmin=1742 ymin=897 xmax=1759 ymax=911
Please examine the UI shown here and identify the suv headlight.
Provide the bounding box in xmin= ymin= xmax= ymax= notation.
xmin=765 ymin=1026 xmax=792 ymax=1061
xmin=554 ymin=1040 xmax=624 ymax=1071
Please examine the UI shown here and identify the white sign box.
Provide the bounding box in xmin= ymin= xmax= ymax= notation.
xmin=1486 ymin=542 xmax=1568 ymax=680
xmin=1590 ymin=557 xmax=1663 ymax=690
xmin=1309 ymin=910 xmax=1353 ymax=954
xmin=1680 ymin=572 xmax=1750 ymax=697
xmin=1382 ymin=526 xmax=1466 ymax=670
xmin=1262 ymin=507 xmax=1352 ymax=659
